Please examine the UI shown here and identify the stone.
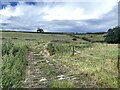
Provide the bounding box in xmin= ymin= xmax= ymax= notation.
xmin=39 ymin=77 xmax=47 ymax=82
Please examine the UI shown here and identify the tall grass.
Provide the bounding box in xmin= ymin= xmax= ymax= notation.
xmin=49 ymin=79 xmax=76 ymax=88
xmin=47 ymin=42 xmax=73 ymax=56
xmin=47 ymin=41 xmax=92 ymax=56
xmin=2 ymin=40 xmax=29 ymax=88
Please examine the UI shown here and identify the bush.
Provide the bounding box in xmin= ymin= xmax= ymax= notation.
xmin=90 ymin=35 xmax=93 ymax=38
xmin=72 ymin=38 xmax=77 ymax=41
xmin=104 ymin=26 xmax=120 ymax=43
xmin=82 ymin=37 xmax=91 ymax=42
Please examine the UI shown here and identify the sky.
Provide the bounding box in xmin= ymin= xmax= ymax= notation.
xmin=0 ymin=0 xmax=119 ymax=33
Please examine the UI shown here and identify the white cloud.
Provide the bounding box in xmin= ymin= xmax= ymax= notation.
xmin=42 ymin=1 xmax=118 ymax=21
xmin=0 ymin=1 xmax=118 ymax=32
xmin=43 ymin=7 xmax=97 ymax=21
xmin=2 ymin=0 xmax=118 ymax=2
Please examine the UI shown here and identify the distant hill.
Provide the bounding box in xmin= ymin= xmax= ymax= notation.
xmin=1 ymin=30 xmax=107 ymax=35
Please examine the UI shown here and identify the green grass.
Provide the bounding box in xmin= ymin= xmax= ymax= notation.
xmin=76 ymin=33 xmax=106 ymax=42
xmin=49 ymin=79 xmax=76 ymax=88
xmin=2 ymin=40 xmax=29 ymax=88
xmin=52 ymin=43 xmax=118 ymax=88
xmin=1 ymin=31 xmax=118 ymax=88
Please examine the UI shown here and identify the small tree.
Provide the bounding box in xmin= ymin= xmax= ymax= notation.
xmin=37 ymin=28 xmax=44 ymax=33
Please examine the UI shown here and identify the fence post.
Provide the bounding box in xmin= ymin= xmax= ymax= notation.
xmin=71 ymin=45 xmax=74 ymax=56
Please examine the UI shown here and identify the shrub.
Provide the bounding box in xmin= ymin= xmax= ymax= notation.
xmin=82 ymin=37 xmax=91 ymax=42
xmin=2 ymin=38 xmax=6 ymax=40
xmin=12 ymin=37 xmax=18 ymax=39
xmin=72 ymin=38 xmax=77 ymax=41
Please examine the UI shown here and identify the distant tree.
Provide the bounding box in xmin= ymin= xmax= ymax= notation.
xmin=37 ymin=28 xmax=44 ymax=33
xmin=104 ymin=26 xmax=120 ymax=43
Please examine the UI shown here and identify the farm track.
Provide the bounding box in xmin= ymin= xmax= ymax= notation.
xmin=23 ymin=42 xmax=94 ymax=88
xmin=23 ymin=42 xmax=66 ymax=88
xmin=23 ymin=43 xmax=49 ymax=88
xmin=23 ymin=42 xmax=80 ymax=88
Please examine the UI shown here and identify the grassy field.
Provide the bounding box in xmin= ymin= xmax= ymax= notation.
xmin=1 ymin=31 xmax=118 ymax=88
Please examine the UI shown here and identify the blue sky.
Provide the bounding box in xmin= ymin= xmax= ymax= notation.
xmin=0 ymin=0 xmax=119 ymax=33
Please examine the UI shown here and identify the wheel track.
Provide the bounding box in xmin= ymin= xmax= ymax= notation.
xmin=23 ymin=42 xmax=49 ymax=88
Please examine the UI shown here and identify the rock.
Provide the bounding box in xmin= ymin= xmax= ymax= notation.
xmin=39 ymin=77 xmax=47 ymax=82
xmin=58 ymin=77 xmax=65 ymax=80
xmin=24 ymin=78 xmax=28 ymax=83
xmin=33 ymin=62 xmax=37 ymax=66
xmin=31 ymin=75 xmax=36 ymax=78
xmin=72 ymin=78 xmax=77 ymax=80
xmin=35 ymin=68 xmax=40 ymax=72
xmin=46 ymin=60 xmax=49 ymax=63
xmin=57 ymin=75 xmax=65 ymax=78
xmin=57 ymin=75 xmax=66 ymax=80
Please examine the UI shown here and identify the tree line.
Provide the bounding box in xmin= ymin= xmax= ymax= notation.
xmin=104 ymin=26 xmax=120 ymax=44
xmin=37 ymin=26 xmax=120 ymax=44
